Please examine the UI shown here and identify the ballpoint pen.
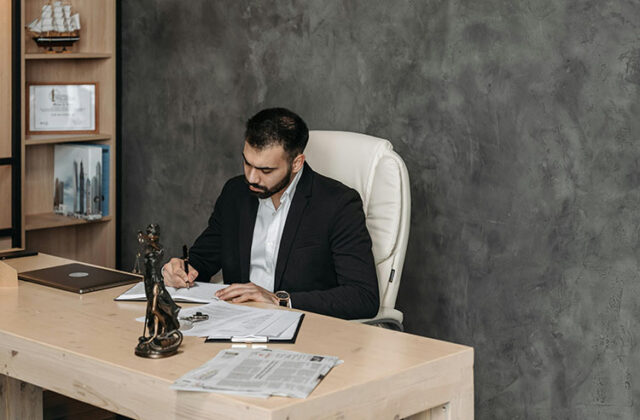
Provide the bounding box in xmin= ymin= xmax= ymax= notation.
xmin=182 ymin=244 xmax=190 ymax=289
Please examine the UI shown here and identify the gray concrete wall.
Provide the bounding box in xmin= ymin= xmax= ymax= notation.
xmin=121 ymin=1 xmax=640 ymax=418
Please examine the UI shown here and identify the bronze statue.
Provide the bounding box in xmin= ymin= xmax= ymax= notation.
xmin=135 ymin=224 xmax=183 ymax=358
xmin=131 ymin=229 xmax=146 ymax=275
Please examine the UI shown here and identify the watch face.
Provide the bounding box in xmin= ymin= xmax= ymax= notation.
xmin=275 ymin=291 xmax=289 ymax=300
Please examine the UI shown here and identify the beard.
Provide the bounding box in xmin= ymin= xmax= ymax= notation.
xmin=245 ymin=164 xmax=293 ymax=199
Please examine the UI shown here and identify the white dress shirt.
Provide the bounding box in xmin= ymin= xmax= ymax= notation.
xmin=250 ymin=167 xmax=303 ymax=292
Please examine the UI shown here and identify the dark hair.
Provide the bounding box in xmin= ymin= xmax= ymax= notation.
xmin=245 ymin=108 xmax=309 ymax=159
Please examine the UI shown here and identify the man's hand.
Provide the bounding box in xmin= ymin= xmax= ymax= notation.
xmin=215 ymin=283 xmax=278 ymax=305
xmin=162 ymin=258 xmax=198 ymax=288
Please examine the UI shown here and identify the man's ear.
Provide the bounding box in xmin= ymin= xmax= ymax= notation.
xmin=292 ymin=154 xmax=305 ymax=173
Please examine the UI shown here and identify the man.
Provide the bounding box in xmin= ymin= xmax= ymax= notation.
xmin=162 ymin=108 xmax=378 ymax=320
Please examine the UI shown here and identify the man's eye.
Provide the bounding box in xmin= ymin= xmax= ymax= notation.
xmin=262 ymin=170 xmax=272 ymax=174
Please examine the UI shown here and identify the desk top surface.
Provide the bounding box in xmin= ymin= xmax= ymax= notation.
xmin=0 ymin=254 xmax=473 ymax=419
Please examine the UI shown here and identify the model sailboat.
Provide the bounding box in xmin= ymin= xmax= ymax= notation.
xmin=26 ymin=1 xmax=81 ymax=53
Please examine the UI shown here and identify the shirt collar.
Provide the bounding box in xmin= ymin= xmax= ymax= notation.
xmin=259 ymin=165 xmax=304 ymax=208
xmin=281 ymin=165 xmax=303 ymax=204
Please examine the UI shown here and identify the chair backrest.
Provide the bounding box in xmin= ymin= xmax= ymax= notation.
xmin=304 ymin=130 xmax=411 ymax=315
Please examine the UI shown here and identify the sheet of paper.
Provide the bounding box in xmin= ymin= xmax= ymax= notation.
xmin=277 ymin=320 xmax=299 ymax=339
xmin=171 ymin=282 xmax=227 ymax=302
xmin=206 ymin=311 xmax=280 ymax=338
xmin=117 ymin=281 xmax=145 ymax=299
xmin=255 ymin=311 xmax=302 ymax=338
xmin=135 ymin=300 xmax=303 ymax=341
xmin=116 ymin=281 xmax=226 ymax=303
xmin=178 ymin=300 xmax=259 ymax=337
xmin=178 ymin=301 xmax=303 ymax=340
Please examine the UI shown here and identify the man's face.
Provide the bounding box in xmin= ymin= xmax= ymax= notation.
xmin=242 ymin=142 xmax=293 ymax=199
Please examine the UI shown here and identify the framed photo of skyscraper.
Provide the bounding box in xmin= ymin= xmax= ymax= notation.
xmin=27 ymin=82 xmax=98 ymax=134
xmin=53 ymin=144 xmax=109 ymax=220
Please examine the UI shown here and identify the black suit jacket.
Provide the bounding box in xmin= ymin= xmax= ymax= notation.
xmin=188 ymin=163 xmax=379 ymax=320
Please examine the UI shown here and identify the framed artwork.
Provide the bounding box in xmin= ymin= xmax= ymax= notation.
xmin=27 ymin=82 xmax=98 ymax=134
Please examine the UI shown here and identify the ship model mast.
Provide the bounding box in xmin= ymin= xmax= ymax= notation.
xmin=26 ymin=1 xmax=81 ymax=53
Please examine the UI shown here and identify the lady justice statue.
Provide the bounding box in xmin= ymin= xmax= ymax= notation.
xmin=134 ymin=224 xmax=183 ymax=358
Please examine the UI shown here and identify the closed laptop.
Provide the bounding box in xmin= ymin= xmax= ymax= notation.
xmin=19 ymin=263 xmax=141 ymax=294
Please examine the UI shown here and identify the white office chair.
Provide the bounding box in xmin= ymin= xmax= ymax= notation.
xmin=305 ymin=130 xmax=411 ymax=330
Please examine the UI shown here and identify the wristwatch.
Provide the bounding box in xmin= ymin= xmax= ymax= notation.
xmin=275 ymin=290 xmax=290 ymax=307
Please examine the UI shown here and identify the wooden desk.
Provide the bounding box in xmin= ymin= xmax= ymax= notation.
xmin=0 ymin=254 xmax=473 ymax=419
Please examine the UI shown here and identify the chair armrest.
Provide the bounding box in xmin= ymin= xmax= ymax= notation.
xmin=351 ymin=308 xmax=404 ymax=331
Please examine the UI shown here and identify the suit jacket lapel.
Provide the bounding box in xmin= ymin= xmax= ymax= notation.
xmin=274 ymin=164 xmax=313 ymax=291
xmin=239 ymin=191 xmax=258 ymax=284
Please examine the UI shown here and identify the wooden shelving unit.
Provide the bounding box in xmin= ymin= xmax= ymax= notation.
xmin=26 ymin=52 xmax=112 ymax=60
xmin=26 ymin=212 xmax=112 ymax=231
xmin=26 ymin=133 xmax=111 ymax=146
xmin=18 ymin=0 xmax=117 ymax=267
xmin=0 ymin=0 xmax=14 ymax=252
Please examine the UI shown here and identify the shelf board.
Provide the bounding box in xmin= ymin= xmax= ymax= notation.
xmin=26 ymin=213 xmax=112 ymax=231
xmin=25 ymin=134 xmax=111 ymax=146
xmin=25 ymin=52 xmax=112 ymax=60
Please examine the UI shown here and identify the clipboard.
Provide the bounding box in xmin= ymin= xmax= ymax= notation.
xmin=204 ymin=313 xmax=305 ymax=344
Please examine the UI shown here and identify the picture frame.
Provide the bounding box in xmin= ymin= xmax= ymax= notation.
xmin=27 ymin=82 xmax=99 ymax=135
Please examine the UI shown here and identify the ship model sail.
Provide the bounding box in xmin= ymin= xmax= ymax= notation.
xmin=26 ymin=1 xmax=81 ymax=53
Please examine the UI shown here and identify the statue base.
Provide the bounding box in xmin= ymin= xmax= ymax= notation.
xmin=135 ymin=330 xmax=183 ymax=359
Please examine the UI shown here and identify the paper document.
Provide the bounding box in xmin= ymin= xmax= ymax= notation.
xmin=178 ymin=301 xmax=304 ymax=342
xmin=171 ymin=348 xmax=342 ymax=398
xmin=115 ymin=281 xmax=227 ymax=304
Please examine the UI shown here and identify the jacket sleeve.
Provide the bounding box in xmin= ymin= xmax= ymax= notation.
xmin=290 ymin=189 xmax=380 ymax=319
xmin=188 ymin=182 xmax=228 ymax=282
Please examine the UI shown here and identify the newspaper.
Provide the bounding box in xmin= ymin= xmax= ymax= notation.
xmin=171 ymin=348 xmax=342 ymax=398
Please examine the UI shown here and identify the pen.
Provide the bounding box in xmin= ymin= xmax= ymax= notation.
xmin=182 ymin=244 xmax=190 ymax=289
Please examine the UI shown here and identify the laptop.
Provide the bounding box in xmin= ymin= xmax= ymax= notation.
xmin=19 ymin=263 xmax=141 ymax=294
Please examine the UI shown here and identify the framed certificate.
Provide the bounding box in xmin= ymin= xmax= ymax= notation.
xmin=27 ymin=83 xmax=99 ymax=134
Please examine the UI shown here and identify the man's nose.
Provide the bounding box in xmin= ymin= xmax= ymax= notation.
xmin=247 ymin=168 xmax=260 ymax=184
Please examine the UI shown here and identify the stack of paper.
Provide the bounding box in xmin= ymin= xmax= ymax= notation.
xmin=178 ymin=301 xmax=303 ymax=342
xmin=171 ymin=348 xmax=342 ymax=398
xmin=116 ymin=281 xmax=227 ymax=304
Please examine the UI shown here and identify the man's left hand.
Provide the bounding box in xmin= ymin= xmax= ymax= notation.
xmin=215 ymin=283 xmax=278 ymax=305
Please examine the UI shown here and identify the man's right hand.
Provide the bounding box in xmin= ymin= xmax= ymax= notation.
xmin=161 ymin=258 xmax=198 ymax=288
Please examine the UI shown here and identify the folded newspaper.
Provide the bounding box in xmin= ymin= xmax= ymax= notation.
xmin=171 ymin=348 xmax=342 ymax=398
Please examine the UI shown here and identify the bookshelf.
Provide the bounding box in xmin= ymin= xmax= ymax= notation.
xmin=13 ymin=0 xmax=117 ymax=267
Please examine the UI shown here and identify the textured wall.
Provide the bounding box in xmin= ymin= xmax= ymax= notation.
xmin=121 ymin=1 xmax=640 ymax=418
